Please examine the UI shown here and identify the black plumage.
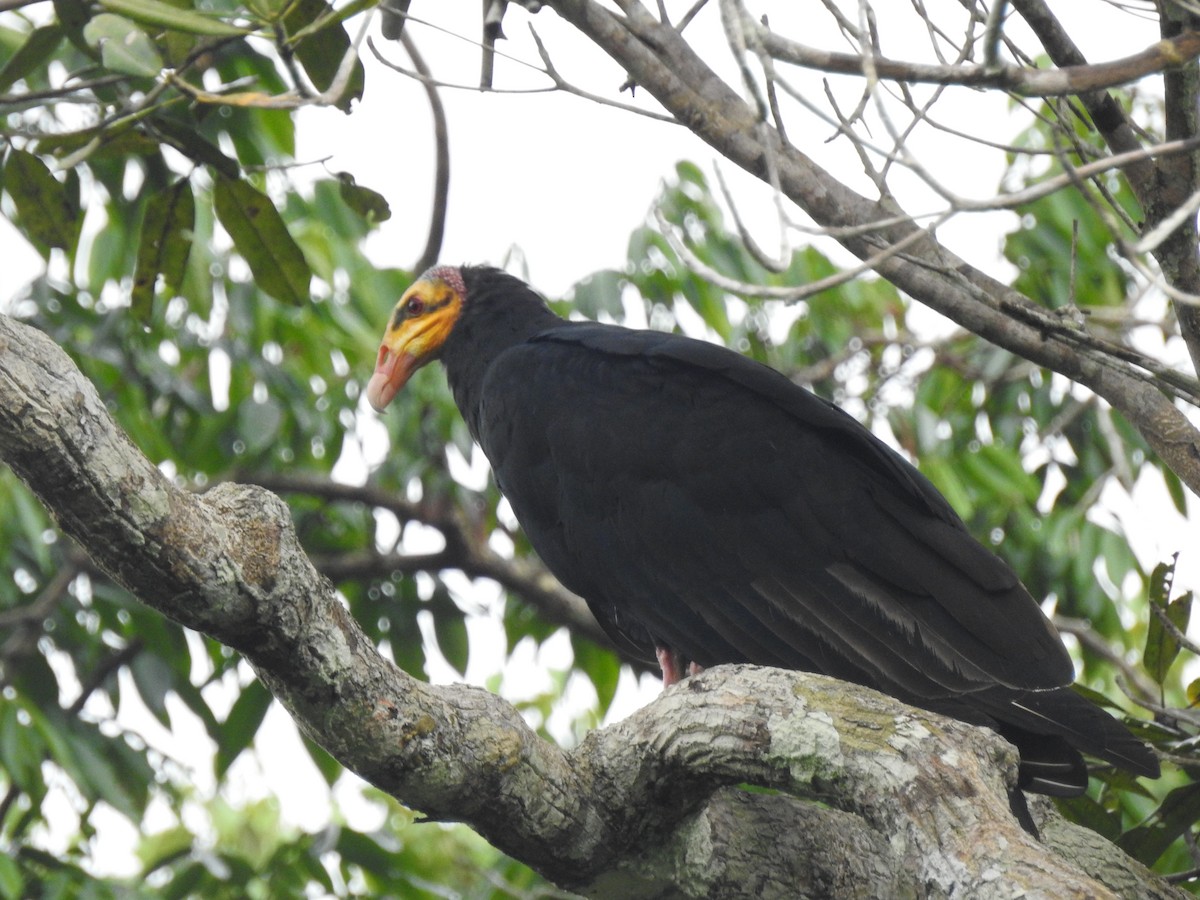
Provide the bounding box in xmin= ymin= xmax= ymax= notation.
xmin=367 ymin=264 xmax=1158 ymax=796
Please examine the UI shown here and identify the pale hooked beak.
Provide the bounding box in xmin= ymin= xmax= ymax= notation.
xmin=366 ymin=345 xmax=419 ymax=412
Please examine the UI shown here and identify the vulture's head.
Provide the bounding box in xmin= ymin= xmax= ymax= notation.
xmin=366 ymin=266 xmax=467 ymax=413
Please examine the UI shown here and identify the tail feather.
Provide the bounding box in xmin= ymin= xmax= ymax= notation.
xmin=978 ymin=686 xmax=1158 ymax=795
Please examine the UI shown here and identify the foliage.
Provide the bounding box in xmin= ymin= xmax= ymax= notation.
xmin=1 ymin=0 xmax=1199 ymax=894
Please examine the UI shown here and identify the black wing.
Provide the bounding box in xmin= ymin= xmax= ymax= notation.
xmin=474 ymin=322 xmax=1074 ymax=703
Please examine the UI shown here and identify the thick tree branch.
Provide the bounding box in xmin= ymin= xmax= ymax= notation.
xmin=0 ymin=312 xmax=1185 ymax=898
xmin=544 ymin=0 xmax=1200 ymax=497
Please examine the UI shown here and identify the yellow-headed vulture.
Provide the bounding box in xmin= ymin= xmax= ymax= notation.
xmin=367 ymin=264 xmax=1158 ymax=796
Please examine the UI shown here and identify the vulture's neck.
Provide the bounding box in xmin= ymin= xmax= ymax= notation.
xmin=440 ymin=271 xmax=562 ymax=441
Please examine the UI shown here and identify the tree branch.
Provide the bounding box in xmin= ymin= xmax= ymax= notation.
xmin=1155 ymin=4 xmax=1200 ymax=375
xmin=400 ymin=30 xmax=450 ymax=275
xmin=755 ymin=22 xmax=1200 ymax=99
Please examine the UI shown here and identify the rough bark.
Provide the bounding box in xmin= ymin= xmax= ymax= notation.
xmin=0 ymin=314 xmax=1185 ymax=897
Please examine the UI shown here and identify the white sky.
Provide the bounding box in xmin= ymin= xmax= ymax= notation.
xmin=7 ymin=0 xmax=1200 ymax=878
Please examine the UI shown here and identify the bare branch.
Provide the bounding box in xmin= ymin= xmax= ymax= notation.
xmin=1054 ymin=616 xmax=1159 ymax=703
xmin=365 ymin=23 xmax=677 ymax=123
xmin=654 ymin=205 xmax=953 ymax=301
xmin=754 ymin=20 xmax=1200 ymax=97
xmin=400 ymin=31 xmax=450 ymax=275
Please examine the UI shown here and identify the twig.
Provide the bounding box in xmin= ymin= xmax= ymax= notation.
xmin=1133 ymin=182 xmax=1200 ymax=254
xmin=654 ymin=205 xmax=953 ymax=301
xmin=525 ymin=25 xmax=676 ymax=123
xmin=67 ymin=640 xmax=145 ymax=716
xmin=0 ymin=75 xmax=128 ymax=107
xmin=981 ymin=0 xmax=1010 ymax=71
xmin=903 ymin=136 xmax=1200 ymax=213
xmin=676 ymin=0 xmax=709 ymax=32
xmin=400 ymin=30 xmax=450 ymax=274
xmin=0 ymin=563 xmax=78 ymax=629
xmin=1054 ymin=615 xmax=1158 ymax=702
xmin=166 ymin=6 xmax=370 ymax=110
xmin=713 ymin=165 xmax=788 ymax=273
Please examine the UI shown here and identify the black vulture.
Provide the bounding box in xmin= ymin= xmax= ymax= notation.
xmin=367 ymin=264 xmax=1158 ymax=796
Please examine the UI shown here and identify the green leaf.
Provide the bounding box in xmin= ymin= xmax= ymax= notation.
xmin=572 ymin=637 xmax=620 ymax=714
xmin=0 ymin=856 xmax=22 ymax=900
xmin=281 ymin=0 xmax=363 ymax=110
xmin=213 ymin=176 xmax=311 ymax=305
xmin=129 ymin=651 xmax=174 ymax=727
xmin=11 ymin=481 xmax=52 ymax=569
xmin=98 ymin=0 xmax=250 ymax=36
xmin=1151 ymin=593 xmax=1191 ymax=684
xmin=216 ymin=678 xmax=272 ymax=778
xmin=1054 ymin=794 xmax=1119 ymax=841
xmin=1162 ymin=466 xmax=1188 ymax=517
xmin=0 ymin=702 xmax=47 ymax=801
xmin=132 ymin=179 xmax=195 ymax=316
xmin=83 ymin=14 xmax=163 ymax=78
xmin=53 ymin=0 xmax=92 ymax=45
xmin=335 ymin=173 xmax=390 ymax=225
xmin=301 ymin=733 xmax=343 ymax=786
xmin=4 ymin=149 xmax=80 ymax=253
xmin=152 ymin=117 xmax=239 ymax=177
xmin=237 ymin=397 xmax=284 ymax=454
xmin=0 ymin=25 xmax=64 ymax=94
xmin=919 ymin=456 xmax=975 ymax=519
xmin=0 ymin=24 xmax=23 ymax=62
xmin=69 ymin=731 xmax=141 ymax=819
xmin=1144 ymin=556 xmax=1190 ymax=685
xmin=504 ymin=593 xmax=559 ymax=651
xmin=137 ymin=824 xmax=194 ymax=873
xmin=1118 ymin=782 xmax=1200 ymax=867
xmin=429 ymin=589 xmax=469 ymax=677
xmin=958 ymin=443 xmax=1038 ymax=507
xmin=571 ymin=269 xmax=625 ymax=319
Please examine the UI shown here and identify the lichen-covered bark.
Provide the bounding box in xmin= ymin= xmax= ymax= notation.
xmin=0 ymin=313 xmax=1185 ymax=897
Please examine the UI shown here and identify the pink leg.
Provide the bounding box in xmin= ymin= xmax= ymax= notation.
xmin=657 ymin=646 xmax=684 ymax=686
xmin=656 ymin=646 xmax=706 ymax=686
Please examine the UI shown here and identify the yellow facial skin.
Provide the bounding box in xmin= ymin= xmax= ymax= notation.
xmin=366 ymin=276 xmax=463 ymax=412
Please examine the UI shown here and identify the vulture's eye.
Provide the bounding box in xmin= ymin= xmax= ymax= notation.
xmin=406 ymin=297 xmax=425 ymax=316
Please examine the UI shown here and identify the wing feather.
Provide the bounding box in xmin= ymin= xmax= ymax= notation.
xmin=477 ymin=324 xmax=1073 ymax=703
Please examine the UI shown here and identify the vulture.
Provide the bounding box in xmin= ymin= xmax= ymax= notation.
xmin=367 ymin=264 xmax=1158 ymax=796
